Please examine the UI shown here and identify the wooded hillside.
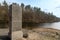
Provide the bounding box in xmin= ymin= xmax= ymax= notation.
xmin=0 ymin=1 xmax=60 ymax=28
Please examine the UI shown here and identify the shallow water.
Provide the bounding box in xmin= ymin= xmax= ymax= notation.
xmin=38 ymin=22 xmax=60 ymax=30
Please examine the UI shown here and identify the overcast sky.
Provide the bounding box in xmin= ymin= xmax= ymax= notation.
xmin=0 ymin=0 xmax=60 ymax=17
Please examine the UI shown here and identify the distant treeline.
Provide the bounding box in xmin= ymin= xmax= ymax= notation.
xmin=0 ymin=1 xmax=60 ymax=28
xmin=0 ymin=1 xmax=8 ymax=28
xmin=21 ymin=3 xmax=60 ymax=23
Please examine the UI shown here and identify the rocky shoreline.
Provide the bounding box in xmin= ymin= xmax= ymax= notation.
xmin=0 ymin=28 xmax=60 ymax=40
xmin=20 ymin=28 xmax=60 ymax=40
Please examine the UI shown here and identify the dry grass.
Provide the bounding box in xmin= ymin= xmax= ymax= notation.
xmin=21 ymin=28 xmax=60 ymax=40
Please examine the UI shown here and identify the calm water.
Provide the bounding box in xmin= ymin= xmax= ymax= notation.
xmin=38 ymin=22 xmax=60 ymax=30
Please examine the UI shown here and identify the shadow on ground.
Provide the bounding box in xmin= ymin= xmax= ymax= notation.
xmin=0 ymin=35 xmax=11 ymax=40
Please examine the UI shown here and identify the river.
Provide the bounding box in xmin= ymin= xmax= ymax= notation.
xmin=38 ymin=22 xmax=60 ymax=30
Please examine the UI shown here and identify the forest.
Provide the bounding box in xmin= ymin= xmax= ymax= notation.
xmin=0 ymin=1 xmax=60 ymax=28
xmin=21 ymin=3 xmax=60 ymax=24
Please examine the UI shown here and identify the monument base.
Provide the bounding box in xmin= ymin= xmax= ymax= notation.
xmin=12 ymin=31 xmax=23 ymax=40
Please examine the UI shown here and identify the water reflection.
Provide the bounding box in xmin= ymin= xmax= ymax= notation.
xmin=38 ymin=22 xmax=60 ymax=30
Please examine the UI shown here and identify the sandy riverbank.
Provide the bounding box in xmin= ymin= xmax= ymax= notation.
xmin=0 ymin=28 xmax=60 ymax=40
xmin=19 ymin=28 xmax=60 ymax=40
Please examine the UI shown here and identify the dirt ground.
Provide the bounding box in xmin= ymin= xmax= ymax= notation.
xmin=0 ymin=28 xmax=9 ymax=36
xmin=20 ymin=28 xmax=60 ymax=40
xmin=0 ymin=28 xmax=9 ymax=40
xmin=0 ymin=28 xmax=60 ymax=40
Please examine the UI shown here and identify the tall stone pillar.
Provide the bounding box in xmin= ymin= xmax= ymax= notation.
xmin=9 ymin=3 xmax=23 ymax=40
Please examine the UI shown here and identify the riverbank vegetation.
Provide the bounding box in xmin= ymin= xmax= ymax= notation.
xmin=22 ymin=3 xmax=60 ymax=23
xmin=22 ymin=3 xmax=60 ymax=27
xmin=0 ymin=1 xmax=60 ymax=28
xmin=0 ymin=1 xmax=8 ymax=28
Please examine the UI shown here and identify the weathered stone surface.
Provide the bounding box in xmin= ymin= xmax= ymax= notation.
xmin=11 ymin=3 xmax=22 ymax=31
xmin=12 ymin=31 xmax=23 ymax=40
xmin=9 ymin=3 xmax=23 ymax=40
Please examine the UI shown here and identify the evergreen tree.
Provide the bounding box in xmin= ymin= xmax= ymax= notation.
xmin=3 ymin=0 xmax=8 ymax=8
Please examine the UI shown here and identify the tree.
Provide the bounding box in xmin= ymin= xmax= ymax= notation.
xmin=21 ymin=3 xmax=24 ymax=10
xmin=25 ymin=5 xmax=31 ymax=10
xmin=34 ymin=7 xmax=41 ymax=12
xmin=22 ymin=3 xmax=60 ymax=24
xmin=21 ymin=3 xmax=25 ymax=13
xmin=3 ymin=0 xmax=8 ymax=8
xmin=21 ymin=3 xmax=24 ymax=8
